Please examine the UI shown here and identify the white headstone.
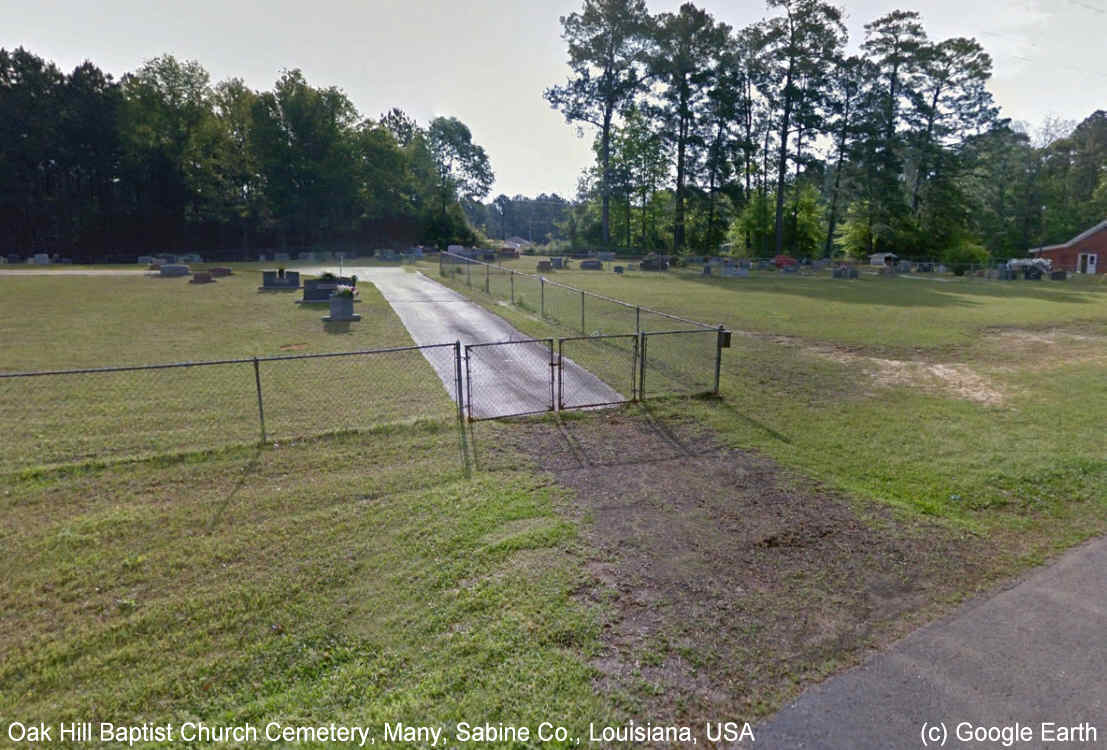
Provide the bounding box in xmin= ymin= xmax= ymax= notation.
xmin=33 ymin=253 xmax=50 ymax=265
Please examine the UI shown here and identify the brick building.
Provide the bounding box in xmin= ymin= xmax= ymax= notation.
xmin=1029 ymin=220 xmax=1106 ymax=274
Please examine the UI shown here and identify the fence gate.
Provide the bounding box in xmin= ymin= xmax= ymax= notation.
xmin=558 ymin=334 xmax=638 ymax=410
xmin=464 ymin=339 xmax=555 ymax=420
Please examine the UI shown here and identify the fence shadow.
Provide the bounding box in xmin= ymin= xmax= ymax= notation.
xmin=466 ymin=403 xmax=722 ymax=474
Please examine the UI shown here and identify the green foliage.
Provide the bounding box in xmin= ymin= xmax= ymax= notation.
xmin=0 ymin=48 xmax=490 ymax=256
xmin=730 ymin=191 xmax=774 ymax=256
xmin=942 ymin=238 xmax=990 ymax=271
xmin=834 ymin=200 xmax=876 ymax=259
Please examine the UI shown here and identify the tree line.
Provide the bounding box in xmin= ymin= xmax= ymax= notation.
xmin=0 ymin=48 xmax=494 ymax=260
xmin=546 ymin=0 xmax=1107 ymax=261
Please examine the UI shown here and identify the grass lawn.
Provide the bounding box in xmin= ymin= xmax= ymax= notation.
xmin=426 ymin=257 xmax=1107 ymax=541
xmin=464 ymin=257 xmax=1107 ymax=352
xmin=0 ymin=426 xmax=612 ymax=741
xmin=3 ymin=258 xmax=1106 ymax=740
xmin=0 ymin=268 xmax=456 ymax=471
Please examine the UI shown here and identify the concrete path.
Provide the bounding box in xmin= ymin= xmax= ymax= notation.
xmin=305 ymin=266 xmax=620 ymax=419
xmin=755 ymin=535 xmax=1106 ymax=749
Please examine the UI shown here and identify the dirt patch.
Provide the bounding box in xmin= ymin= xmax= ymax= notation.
xmin=730 ymin=329 xmax=1011 ymax=405
xmin=279 ymin=343 xmax=309 ymax=351
xmin=977 ymin=326 xmax=1107 ymax=371
xmin=497 ymin=409 xmax=995 ymax=725
xmin=810 ymin=347 xmax=1009 ymax=405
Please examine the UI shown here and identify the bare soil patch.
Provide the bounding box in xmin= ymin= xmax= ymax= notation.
xmin=495 ymin=409 xmax=997 ymax=724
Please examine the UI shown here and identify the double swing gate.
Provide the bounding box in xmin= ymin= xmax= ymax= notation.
xmin=462 ymin=328 xmax=727 ymax=421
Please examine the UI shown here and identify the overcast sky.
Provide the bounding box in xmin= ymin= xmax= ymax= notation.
xmin=2 ymin=0 xmax=1104 ymax=199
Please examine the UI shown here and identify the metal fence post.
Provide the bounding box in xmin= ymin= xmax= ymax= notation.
xmin=454 ymin=340 xmax=464 ymax=424
xmin=464 ymin=345 xmax=473 ymax=422
xmin=557 ymin=339 xmax=563 ymax=410
xmin=636 ymin=305 xmax=641 ymax=333
xmin=485 ymin=262 xmax=490 ymax=294
xmin=580 ymin=290 xmax=586 ymax=334
xmin=466 ymin=260 xmax=471 ymax=287
xmin=252 ymin=357 xmax=267 ymax=442
xmin=632 ymin=333 xmax=640 ymax=402
xmin=638 ymin=332 xmax=647 ymax=401
xmin=510 ymin=271 xmax=515 ymax=304
xmin=540 ymin=277 xmax=545 ymax=319
xmin=714 ymin=325 xmax=724 ymax=395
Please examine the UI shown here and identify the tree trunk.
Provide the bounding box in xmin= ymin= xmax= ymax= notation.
xmin=600 ymin=109 xmax=612 ymax=247
xmin=774 ymin=60 xmax=795 ymax=256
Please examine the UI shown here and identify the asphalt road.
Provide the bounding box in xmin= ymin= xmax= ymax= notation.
xmin=754 ymin=535 xmax=1107 ymax=749
xmin=306 ymin=266 xmax=621 ymax=419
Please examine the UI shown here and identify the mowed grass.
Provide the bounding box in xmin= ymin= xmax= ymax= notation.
xmin=426 ymin=259 xmax=1107 ymax=547
xmin=0 ymin=270 xmax=458 ymax=471
xmin=470 ymin=257 xmax=1107 ymax=352
xmin=0 ymin=425 xmax=610 ymax=740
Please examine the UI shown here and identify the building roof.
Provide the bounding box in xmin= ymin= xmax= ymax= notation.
xmin=1029 ymin=218 xmax=1107 ymax=254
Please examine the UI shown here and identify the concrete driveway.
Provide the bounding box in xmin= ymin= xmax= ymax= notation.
xmin=306 ymin=266 xmax=621 ymax=419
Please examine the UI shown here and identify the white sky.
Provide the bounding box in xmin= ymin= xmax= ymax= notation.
xmin=2 ymin=0 xmax=1103 ymax=199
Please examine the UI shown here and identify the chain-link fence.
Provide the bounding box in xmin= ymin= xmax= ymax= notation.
xmin=465 ymin=339 xmax=555 ymax=420
xmin=558 ymin=334 xmax=637 ymax=410
xmin=439 ymin=251 xmax=713 ymax=334
xmin=0 ymin=344 xmax=462 ymax=472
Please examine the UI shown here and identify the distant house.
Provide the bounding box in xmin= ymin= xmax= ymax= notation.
xmin=1029 ymin=220 xmax=1106 ymax=274
xmin=869 ymin=252 xmax=897 ymax=267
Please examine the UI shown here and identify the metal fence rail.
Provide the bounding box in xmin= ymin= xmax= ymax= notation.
xmin=0 ymin=343 xmax=462 ymax=472
xmin=439 ymin=251 xmax=715 ymax=333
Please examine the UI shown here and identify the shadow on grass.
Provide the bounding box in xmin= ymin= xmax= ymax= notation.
xmin=466 ymin=402 xmax=729 ymax=473
xmin=205 ymin=446 xmax=263 ymax=534
xmin=673 ymin=270 xmax=1106 ymax=308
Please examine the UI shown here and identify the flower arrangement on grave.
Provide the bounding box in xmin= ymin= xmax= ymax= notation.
xmin=332 ymin=284 xmax=356 ymax=298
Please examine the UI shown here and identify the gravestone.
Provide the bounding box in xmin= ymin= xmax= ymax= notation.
xmin=322 ymin=294 xmax=360 ymax=322
xmin=1050 ymin=270 xmax=1067 ymax=280
xmin=780 ymin=265 xmax=798 ymax=273
xmin=614 ymin=266 xmax=624 ymax=274
xmin=301 ymin=278 xmax=338 ymax=302
xmin=160 ymin=264 xmax=191 ymax=277
xmin=832 ymin=267 xmax=858 ymax=279
xmin=537 ymin=261 xmax=553 ymax=272
xmin=580 ymin=259 xmax=603 ymax=270
xmin=895 ymin=261 xmax=912 ymax=273
xmin=33 ymin=253 xmax=50 ymax=265
xmin=260 ymin=270 xmax=300 ymax=290
xmin=189 ymin=272 xmax=215 ymax=284
xmin=137 ymin=255 xmax=155 ymax=264
xmin=550 ymin=257 xmax=564 ymax=269
xmin=703 ymin=265 xmax=712 ymax=276
xmin=626 ymin=263 xmax=637 ymax=271
xmin=7 ymin=255 xmax=21 ymax=264
xmin=597 ymin=251 xmax=615 ymax=262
